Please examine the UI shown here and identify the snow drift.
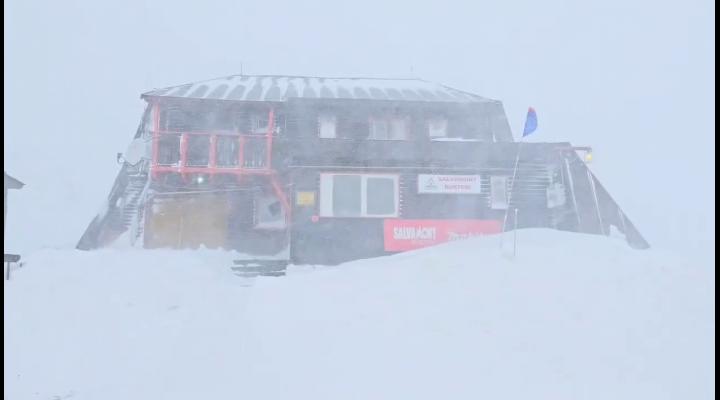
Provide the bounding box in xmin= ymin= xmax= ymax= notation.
xmin=4 ymin=230 xmax=714 ymax=399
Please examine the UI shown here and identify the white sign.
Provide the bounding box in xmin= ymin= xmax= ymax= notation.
xmin=418 ymin=174 xmax=482 ymax=194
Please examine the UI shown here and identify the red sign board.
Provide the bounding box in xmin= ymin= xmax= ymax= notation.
xmin=383 ymin=219 xmax=502 ymax=251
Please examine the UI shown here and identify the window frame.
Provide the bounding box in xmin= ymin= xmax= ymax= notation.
xmin=368 ymin=116 xmax=409 ymax=140
xmin=428 ymin=117 xmax=448 ymax=138
xmin=254 ymin=192 xmax=288 ymax=229
xmin=319 ymin=173 xmax=400 ymax=218
xmin=252 ymin=113 xmax=270 ymax=134
xmin=318 ymin=114 xmax=337 ymax=139
xmin=156 ymin=134 xmax=182 ymax=166
xmin=185 ymin=134 xmax=211 ymax=167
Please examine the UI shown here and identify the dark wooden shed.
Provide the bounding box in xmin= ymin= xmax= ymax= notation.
xmin=4 ymin=172 xmax=24 ymax=233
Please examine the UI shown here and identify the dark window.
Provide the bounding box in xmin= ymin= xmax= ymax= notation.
xmin=332 ymin=175 xmax=362 ymax=217
xmin=157 ymin=134 xmax=181 ymax=165
xmin=216 ymin=136 xmax=239 ymax=167
xmin=243 ymin=137 xmax=267 ymax=168
xmin=257 ymin=117 xmax=269 ymax=131
xmin=161 ymin=108 xmax=187 ymax=131
xmin=186 ymin=135 xmax=210 ymax=166
xmin=366 ymin=177 xmax=396 ymax=215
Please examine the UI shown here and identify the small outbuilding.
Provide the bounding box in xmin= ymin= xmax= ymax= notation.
xmin=4 ymin=172 xmax=25 ymax=233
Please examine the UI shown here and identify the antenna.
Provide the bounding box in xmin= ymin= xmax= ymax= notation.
xmin=240 ymin=62 xmax=243 ymax=76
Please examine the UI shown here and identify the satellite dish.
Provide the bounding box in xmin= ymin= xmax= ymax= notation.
xmin=123 ymin=138 xmax=150 ymax=166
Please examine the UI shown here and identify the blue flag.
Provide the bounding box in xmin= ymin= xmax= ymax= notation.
xmin=522 ymin=107 xmax=538 ymax=137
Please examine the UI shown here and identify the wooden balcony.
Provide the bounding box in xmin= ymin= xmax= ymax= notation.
xmin=150 ymin=131 xmax=274 ymax=179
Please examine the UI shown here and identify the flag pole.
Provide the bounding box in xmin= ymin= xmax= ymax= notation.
xmin=501 ymin=107 xmax=536 ymax=250
xmin=502 ymin=136 xmax=524 ymax=234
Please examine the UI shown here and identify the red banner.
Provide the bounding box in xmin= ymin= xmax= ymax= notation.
xmin=383 ymin=219 xmax=502 ymax=251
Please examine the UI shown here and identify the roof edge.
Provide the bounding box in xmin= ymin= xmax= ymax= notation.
xmin=4 ymin=172 xmax=25 ymax=189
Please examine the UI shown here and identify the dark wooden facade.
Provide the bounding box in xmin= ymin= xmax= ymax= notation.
xmin=77 ymin=75 xmax=649 ymax=263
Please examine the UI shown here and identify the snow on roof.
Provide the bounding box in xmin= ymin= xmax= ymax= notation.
xmin=141 ymin=75 xmax=495 ymax=104
xmin=4 ymin=172 xmax=25 ymax=189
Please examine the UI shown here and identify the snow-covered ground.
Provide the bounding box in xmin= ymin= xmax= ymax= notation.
xmin=4 ymin=230 xmax=714 ymax=400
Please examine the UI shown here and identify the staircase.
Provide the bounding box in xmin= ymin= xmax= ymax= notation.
xmin=560 ymin=151 xmax=649 ymax=249
xmin=107 ymin=177 xmax=147 ymax=229
xmin=77 ymin=164 xmax=150 ymax=250
xmin=130 ymin=192 xmax=147 ymax=246
xmin=231 ymin=259 xmax=288 ymax=278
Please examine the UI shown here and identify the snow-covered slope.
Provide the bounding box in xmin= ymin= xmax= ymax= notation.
xmin=4 ymin=230 xmax=714 ymax=399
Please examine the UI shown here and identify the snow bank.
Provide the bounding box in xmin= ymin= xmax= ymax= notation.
xmin=4 ymin=230 xmax=714 ymax=399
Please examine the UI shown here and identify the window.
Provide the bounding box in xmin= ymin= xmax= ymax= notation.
xmin=318 ymin=115 xmax=337 ymax=138
xmin=216 ymin=136 xmax=239 ymax=167
xmin=332 ymin=175 xmax=362 ymax=216
xmin=428 ymin=118 xmax=448 ymax=138
xmin=389 ymin=118 xmax=408 ymax=140
xmin=369 ymin=119 xmax=388 ymax=139
xmin=252 ymin=114 xmax=269 ymax=134
xmin=320 ymin=174 xmax=399 ymax=217
xmin=243 ymin=137 xmax=267 ymax=168
xmin=186 ymin=135 xmax=210 ymax=166
xmin=255 ymin=193 xmax=287 ymax=229
xmin=366 ymin=178 xmax=396 ymax=215
xmin=160 ymin=108 xmax=187 ymax=131
xmin=157 ymin=134 xmax=181 ymax=165
xmin=369 ymin=117 xmax=409 ymax=140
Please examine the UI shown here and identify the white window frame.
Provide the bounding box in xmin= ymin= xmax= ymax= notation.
xmin=318 ymin=114 xmax=337 ymax=138
xmin=319 ymin=173 xmax=400 ymax=218
xmin=254 ymin=192 xmax=287 ymax=229
xmin=428 ymin=117 xmax=448 ymax=138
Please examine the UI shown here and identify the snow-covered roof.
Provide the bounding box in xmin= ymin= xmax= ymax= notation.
xmin=141 ymin=75 xmax=494 ymax=104
xmin=4 ymin=172 xmax=24 ymax=189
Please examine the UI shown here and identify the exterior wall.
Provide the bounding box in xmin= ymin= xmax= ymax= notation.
xmin=143 ymin=189 xmax=288 ymax=254
xmin=80 ymin=87 xmax=649 ymax=254
xmin=280 ymin=98 xmax=511 ymax=143
xmin=144 ymin=193 xmax=230 ymax=249
xmin=287 ymin=158 xmax=576 ymax=265
xmin=138 ymin=98 xmax=579 ymax=263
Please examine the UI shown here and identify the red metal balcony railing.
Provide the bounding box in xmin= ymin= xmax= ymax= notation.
xmin=150 ymin=107 xmax=276 ymax=180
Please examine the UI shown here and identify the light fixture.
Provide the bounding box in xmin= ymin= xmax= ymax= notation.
xmin=572 ymin=146 xmax=593 ymax=164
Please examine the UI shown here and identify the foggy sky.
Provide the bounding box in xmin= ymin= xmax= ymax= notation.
xmin=4 ymin=0 xmax=715 ymax=257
